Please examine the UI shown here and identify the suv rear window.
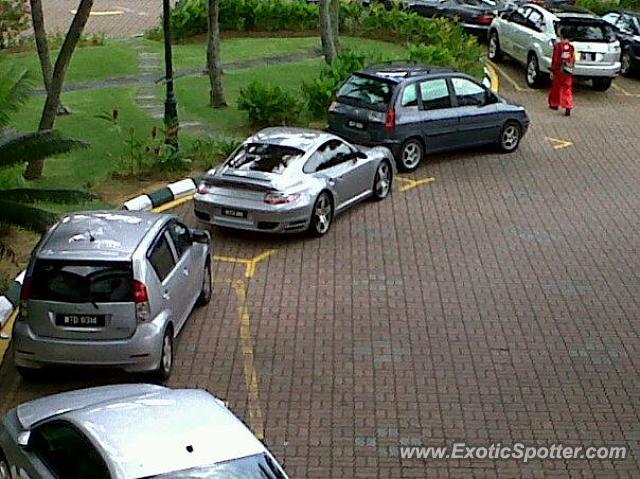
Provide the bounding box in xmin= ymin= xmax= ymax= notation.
xmin=31 ymin=260 xmax=134 ymax=303
xmin=557 ymin=20 xmax=615 ymax=42
xmin=336 ymin=74 xmax=395 ymax=111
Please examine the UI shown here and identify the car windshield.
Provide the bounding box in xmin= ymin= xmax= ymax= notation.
xmin=557 ymin=20 xmax=616 ymax=42
xmin=148 ymin=453 xmax=286 ymax=479
xmin=336 ymin=74 xmax=395 ymax=111
xmin=225 ymin=143 xmax=304 ymax=174
xmin=30 ymin=260 xmax=134 ymax=303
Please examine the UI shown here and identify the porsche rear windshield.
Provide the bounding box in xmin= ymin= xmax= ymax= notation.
xmin=557 ymin=19 xmax=616 ymax=42
xmin=30 ymin=260 xmax=134 ymax=303
xmin=336 ymin=74 xmax=395 ymax=110
xmin=149 ymin=453 xmax=286 ymax=478
xmin=225 ymin=143 xmax=304 ymax=174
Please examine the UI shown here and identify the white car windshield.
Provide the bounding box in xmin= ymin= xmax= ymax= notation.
xmin=148 ymin=453 xmax=286 ymax=479
xmin=226 ymin=143 xmax=304 ymax=174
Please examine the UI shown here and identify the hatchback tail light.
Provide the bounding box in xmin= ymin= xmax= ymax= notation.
xmin=385 ymin=109 xmax=396 ymax=130
xmin=197 ymin=182 xmax=213 ymax=195
xmin=18 ymin=276 xmax=32 ymax=321
xmin=133 ymin=280 xmax=151 ymax=322
xmin=264 ymin=192 xmax=301 ymax=205
xmin=478 ymin=14 xmax=494 ymax=25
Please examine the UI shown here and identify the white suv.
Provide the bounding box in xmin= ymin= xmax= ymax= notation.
xmin=488 ymin=4 xmax=621 ymax=91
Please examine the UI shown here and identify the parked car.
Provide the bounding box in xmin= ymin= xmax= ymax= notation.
xmin=194 ymin=127 xmax=394 ymax=236
xmin=602 ymin=10 xmax=640 ymax=76
xmin=14 ymin=211 xmax=212 ymax=381
xmin=488 ymin=3 xmax=621 ymax=90
xmin=0 ymin=384 xmax=289 ymax=479
xmin=406 ymin=0 xmax=498 ymax=35
xmin=327 ymin=64 xmax=530 ymax=172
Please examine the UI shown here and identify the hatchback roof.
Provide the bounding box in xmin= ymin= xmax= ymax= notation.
xmin=359 ymin=63 xmax=456 ymax=82
xmin=15 ymin=385 xmax=265 ymax=478
xmin=37 ymin=210 xmax=170 ymax=261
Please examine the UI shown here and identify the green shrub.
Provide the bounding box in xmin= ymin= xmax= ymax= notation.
xmin=187 ymin=137 xmax=242 ymax=169
xmin=237 ymin=81 xmax=301 ymax=127
xmin=576 ymin=0 xmax=618 ymax=15
xmin=302 ymin=50 xmax=369 ymax=119
xmin=0 ymin=0 xmax=29 ymax=49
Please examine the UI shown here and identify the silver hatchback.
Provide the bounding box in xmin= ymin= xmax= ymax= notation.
xmin=13 ymin=211 xmax=212 ymax=380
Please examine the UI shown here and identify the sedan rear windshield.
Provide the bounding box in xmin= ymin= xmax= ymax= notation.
xmin=226 ymin=143 xmax=304 ymax=174
xmin=557 ymin=20 xmax=616 ymax=42
xmin=30 ymin=260 xmax=134 ymax=303
xmin=336 ymin=74 xmax=395 ymax=111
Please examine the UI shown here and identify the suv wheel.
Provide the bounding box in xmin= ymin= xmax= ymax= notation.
xmin=498 ymin=121 xmax=522 ymax=153
xmin=398 ymin=138 xmax=423 ymax=172
xmin=371 ymin=160 xmax=392 ymax=201
xmin=197 ymin=260 xmax=212 ymax=306
xmin=153 ymin=327 xmax=173 ymax=382
xmin=592 ymin=77 xmax=612 ymax=91
xmin=526 ymin=54 xmax=544 ymax=89
xmin=0 ymin=450 xmax=10 ymax=479
xmin=488 ymin=32 xmax=502 ymax=62
xmin=309 ymin=192 xmax=333 ymax=237
xmin=620 ymin=51 xmax=632 ymax=76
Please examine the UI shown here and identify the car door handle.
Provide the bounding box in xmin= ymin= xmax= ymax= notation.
xmin=163 ymin=291 xmax=170 ymax=300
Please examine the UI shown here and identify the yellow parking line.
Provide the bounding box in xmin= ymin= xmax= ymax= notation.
xmin=71 ymin=9 xmax=124 ymax=16
xmin=152 ymin=195 xmax=194 ymax=213
xmin=396 ymin=175 xmax=435 ymax=192
xmin=214 ymin=250 xmax=277 ymax=279
xmin=545 ymin=136 xmax=573 ymax=150
xmin=485 ymin=62 xmax=500 ymax=93
xmin=0 ymin=309 xmax=18 ymax=366
xmin=232 ymin=280 xmax=264 ymax=440
xmin=490 ymin=62 xmax=528 ymax=92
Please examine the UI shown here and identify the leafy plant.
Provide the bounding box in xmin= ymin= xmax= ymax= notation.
xmin=187 ymin=137 xmax=242 ymax=169
xmin=237 ymin=81 xmax=301 ymax=127
xmin=0 ymin=0 xmax=29 ymax=49
xmin=0 ymin=66 xmax=95 ymax=252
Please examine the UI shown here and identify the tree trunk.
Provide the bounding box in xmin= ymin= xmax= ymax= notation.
xmin=24 ymin=0 xmax=93 ymax=180
xmin=29 ymin=0 xmax=70 ymax=116
xmin=319 ymin=0 xmax=337 ymax=64
xmin=207 ymin=0 xmax=226 ymax=108
xmin=330 ymin=0 xmax=340 ymax=53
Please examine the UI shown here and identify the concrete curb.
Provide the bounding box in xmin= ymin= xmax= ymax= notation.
xmin=0 ymin=174 xmax=206 ymax=330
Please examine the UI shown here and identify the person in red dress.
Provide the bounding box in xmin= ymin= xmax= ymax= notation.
xmin=548 ymin=27 xmax=576 ymax=116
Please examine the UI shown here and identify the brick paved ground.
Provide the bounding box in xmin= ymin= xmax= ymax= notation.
xmin=41 ymin=0 xmax=169 ymax=37
xmin=2 ymin=62 xmax=640 ymax=477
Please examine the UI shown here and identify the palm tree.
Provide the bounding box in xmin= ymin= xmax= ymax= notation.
xmin=0 ymin=65 xmax=95 ymax=257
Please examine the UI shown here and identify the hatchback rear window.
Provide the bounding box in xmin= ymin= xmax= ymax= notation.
xmin=557 ymin=20 xmax=616 ymax=42
xmin=226 ymin=143 xmax=304 ymax=174
xmin=337 ymin=74 xmax=395 ymax=110
xmin=31 ymin=260 xmax=134 ymax=303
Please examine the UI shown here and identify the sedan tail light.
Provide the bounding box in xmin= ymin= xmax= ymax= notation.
xmin=134 ymin=280 xmax=151 ymax=322
xmin=18 ymin=276 xmax=32 ymax=321
xmin=264 ymin=192 xmax=301 ymax=205
xmin=385 ymin=109 xmax=396 ymax=130
xmin=478 ymin=14 xmax=494 ymax=25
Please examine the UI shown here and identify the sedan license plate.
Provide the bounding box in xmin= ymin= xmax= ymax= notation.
xmin=221 ymin=208 xmax=248 ymax=218
xmin=347 ymin=120 xmax=364 ymax=130
xmin=56 ymin=314 xmax=105 ymax=328
xmin=581 ymin=52 xmax=596 ymax=61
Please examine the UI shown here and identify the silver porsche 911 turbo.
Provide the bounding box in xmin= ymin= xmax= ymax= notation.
xmin=193 ymin=127 xmax=395 ymax=236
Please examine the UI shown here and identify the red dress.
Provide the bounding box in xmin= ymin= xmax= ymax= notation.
xmin=548 ymin=39 xmax=575 ymax=110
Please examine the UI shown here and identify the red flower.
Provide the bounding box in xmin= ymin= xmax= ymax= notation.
xmin=151 ymin=126 xmax=158 ymax=139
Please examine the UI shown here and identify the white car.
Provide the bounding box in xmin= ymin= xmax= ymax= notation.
xmin=0 ymin=384 xmax=289 ymax=479
xmin=488 ymin=3 xmax=621 ymax=91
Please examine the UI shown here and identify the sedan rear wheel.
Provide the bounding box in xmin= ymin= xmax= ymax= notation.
xmin=372 ymin=160 xmax=392 ymax=201
xmin=197 ymin=260 xmax=212 ymax=306
xmin=499 ymin=121 xmax=522 ymax=153
xmin=0 ymin=451 xmax=9 ymax=479
xmin=526 ymin=54 xmax=542 ymax=88
xmin=309 ymin=192 xmax=333 ymax=237
xmin=153 ymin=327 xmax=173 ymax=383
xmin=398 ymin=138 xmax=423 ymax=172
xmin=488 ymin=32 xmax=502 ymax=62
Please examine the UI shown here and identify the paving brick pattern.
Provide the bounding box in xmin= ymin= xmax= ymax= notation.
xmin=2 ymin=63 xmax=640 ymax=477
xmin=41 ymin=0 xmax=170 ymax=38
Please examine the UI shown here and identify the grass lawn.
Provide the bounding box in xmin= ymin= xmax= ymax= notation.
xmin=0 ymin=41 xmax=138 ymax=86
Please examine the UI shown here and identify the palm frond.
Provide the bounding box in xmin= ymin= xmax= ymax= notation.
xmin=0 ymin=200 xmax=58 ymax=234
xmin=0 ymin=67 xmax=34 ymax=129
xmin=3 ymin=188 xmax=98 ymax=204
xmin=0 ymin=130 xmax=89 ymax=168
